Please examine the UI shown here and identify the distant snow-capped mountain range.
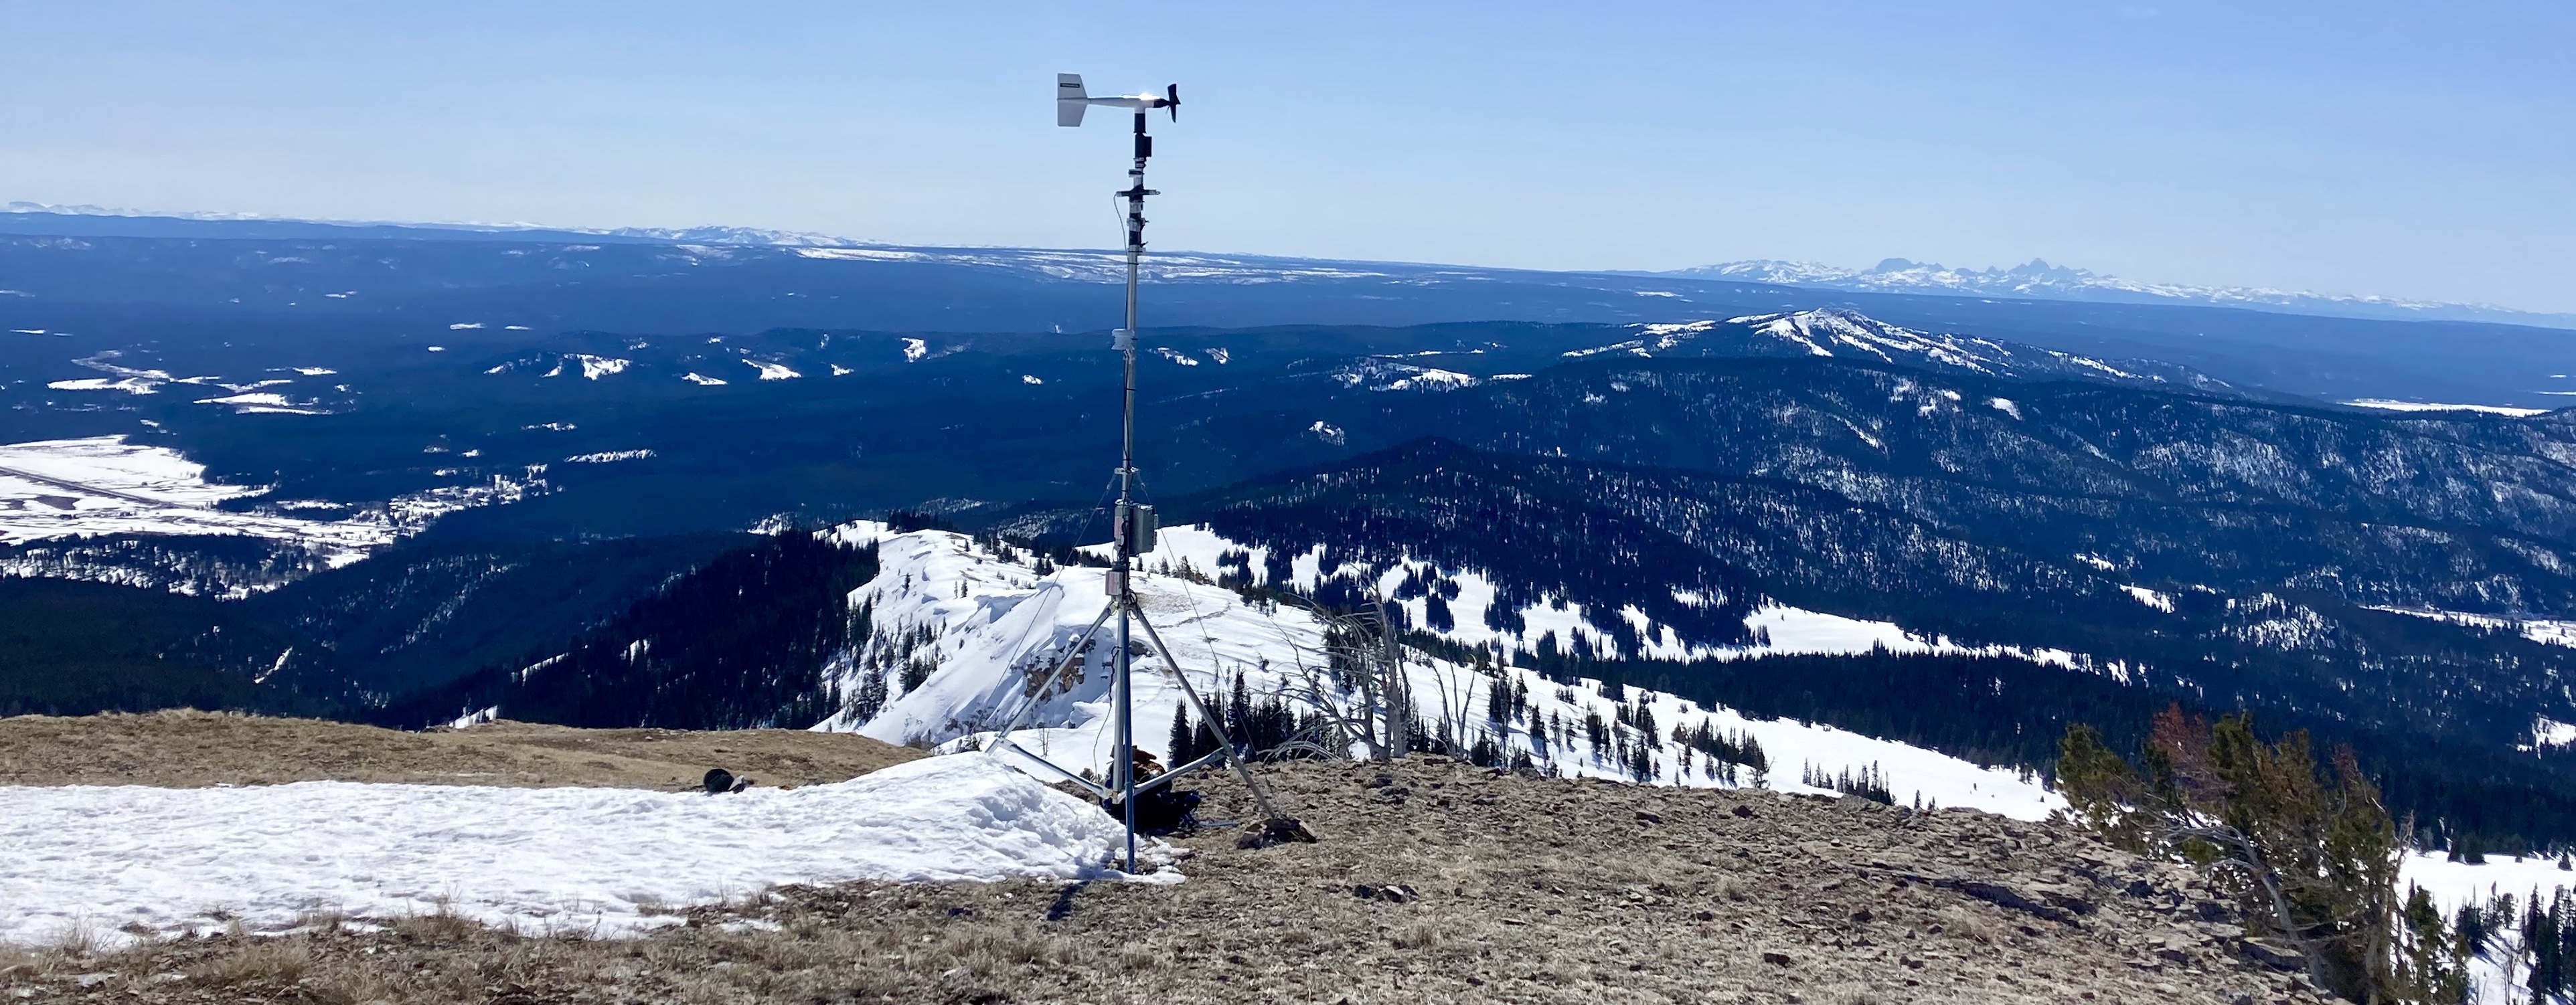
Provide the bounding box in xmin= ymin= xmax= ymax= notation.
xmin=1 ymin=201 xmax=862 ymax=249
xmin=7 ymin=201 xmax=2569 ymax=329
xmin=1658 ymin=257 xmax=2575 ymax=329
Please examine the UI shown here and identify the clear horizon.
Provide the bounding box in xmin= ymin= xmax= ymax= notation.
xmin=3 ymin=3 xmax=2568 ymax=313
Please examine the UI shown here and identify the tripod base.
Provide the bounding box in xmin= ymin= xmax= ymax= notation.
xmin=985 ymin=587 xmax=1302 ymax=870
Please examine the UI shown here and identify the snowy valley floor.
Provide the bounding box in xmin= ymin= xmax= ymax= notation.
xmin=0 ymin=719 xmax=2334 ymax=1005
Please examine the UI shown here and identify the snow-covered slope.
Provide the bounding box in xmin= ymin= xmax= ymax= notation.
xmin=1667 ymin=258 xmax=2576 ymax=330
xmin=1139 ymin=525 xmax=2098 ymax=671
xmin=1563 ymin=308 xmax=2235 ymax=393
xmin=809 ymin=523 xmax=2065 ymax=820
xmin=0 ymin=754 xmax=1157 ymax=947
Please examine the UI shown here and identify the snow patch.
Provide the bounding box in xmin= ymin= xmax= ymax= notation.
xmin=2121 ymin=585 xmax=2176 ymax=613
xmin=564 ymin=450 xmax=655 ymax=464
xmin=0 ymin=755 xmax=1165 ymax=948
xmin=193 ymin=391 xmax=327 ymax=415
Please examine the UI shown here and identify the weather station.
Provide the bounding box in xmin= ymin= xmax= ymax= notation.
xmin=986 ymin=74 xmax=1307 ymax=875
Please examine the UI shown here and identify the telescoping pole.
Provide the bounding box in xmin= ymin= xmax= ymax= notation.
xmin=1111 ymin=108 xmax=1154 ymax=875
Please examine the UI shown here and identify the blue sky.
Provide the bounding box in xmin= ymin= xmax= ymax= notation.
xmin=2 ymin=2 xmax=2569 ymax=312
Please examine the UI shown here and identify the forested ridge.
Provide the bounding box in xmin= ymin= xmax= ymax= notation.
xmin=1155 ymin=436 xmax=2576 ymax=848
xmin=373 ymin=531 xmax=876 ymax=731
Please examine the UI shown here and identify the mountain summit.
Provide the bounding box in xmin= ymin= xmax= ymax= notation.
xmin=1565 ymin=308 xmax=2239 ymax=393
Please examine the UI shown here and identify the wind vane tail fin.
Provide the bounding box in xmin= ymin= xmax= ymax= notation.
xmin=1056 ymin=74 xmax=1086 ymax=126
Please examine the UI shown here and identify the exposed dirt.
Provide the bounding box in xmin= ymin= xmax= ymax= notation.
xmin=0 ymin=710 xmax=920 ymax=791
xmin=0 ymin=747 xmax=2331 ymax=1004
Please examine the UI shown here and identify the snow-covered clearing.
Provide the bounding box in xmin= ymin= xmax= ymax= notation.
xmin=2405 ymin=851 xmax=2576 ymax=916
xmin=2368 ymin=604 xmax=2576 ymax=651
xmin=2343 ymin=399 xmax=2551 ymax=418
xmin=0 ymin=436 xmax=539 ymax=574
xmin=193 ymin=391 xmax=327 ymax=415
xmin=0 ymin=755 xmax=1163 ymax=948
xmin=811 ymin=524 xmax=2063 ymax=820
xmin=2409 ymin=852 xmax=2576 ymax=1004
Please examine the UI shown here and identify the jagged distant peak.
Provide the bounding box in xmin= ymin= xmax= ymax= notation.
xmin=1666 ymin=256 xmax=2571 ymax=328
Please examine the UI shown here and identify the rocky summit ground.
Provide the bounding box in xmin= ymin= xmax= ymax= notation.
xmin=0 ymin=717 xmax=2328 ymax=1004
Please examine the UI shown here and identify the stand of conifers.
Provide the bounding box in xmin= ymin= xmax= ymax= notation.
xmin=2058 ymin=705 xmax=2482 ymax=1004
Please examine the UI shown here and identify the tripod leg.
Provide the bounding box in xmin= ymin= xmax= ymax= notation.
xmin=989 ymin=602 xmax=1115 ymax=746
xmin=1131 ymin=610 xmax=1291 ymax=824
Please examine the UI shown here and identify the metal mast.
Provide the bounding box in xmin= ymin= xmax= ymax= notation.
xmin=1110 ymin=105 xmax=1153 ymax=874
xmin=989 ymin=75 xmax=1295 ymax=874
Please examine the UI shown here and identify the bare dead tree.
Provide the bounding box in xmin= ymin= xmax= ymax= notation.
xmin=1257 ymin=596 xmax=1426 ymax=761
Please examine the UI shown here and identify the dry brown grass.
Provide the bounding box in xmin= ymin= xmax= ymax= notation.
xmin=1390 ymin=919 xmax=1445 ymax=949
xmin=183 ymin=939 xmax=310 ymax=988
xmin=0 ymin=709 xmax=918 ymax=790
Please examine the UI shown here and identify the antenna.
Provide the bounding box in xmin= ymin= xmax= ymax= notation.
xmin=989 ymin=74 xmax=1299 ymax=875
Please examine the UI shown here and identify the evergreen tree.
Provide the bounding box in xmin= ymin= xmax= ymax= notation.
xmin=1227 ymin=672 xmax=1253 ymax=749
xmin=2058 ymin=711 xmax=2413 ymax=1002
xmin=1168 ymin=703 xmax=1201 ymax=764
xmin=849 ymin=668 xmax=888 ymax=724
xmin=2396 ymin=885 xmax=2466 ymax=1003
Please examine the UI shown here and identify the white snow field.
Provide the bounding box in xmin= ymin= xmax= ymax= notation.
xmin=2402 ymin=852 xmax=2576 ymax=1005
xmin=0 ymin=436 xmax=538 ymax=573
xmin=2405 ymin=851 xmax=2576 ymax=916
xmin=809 ymin=523 xmax=2063 ymax=820
xmin=0 ymin=755 xmax=1160 ymax=948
